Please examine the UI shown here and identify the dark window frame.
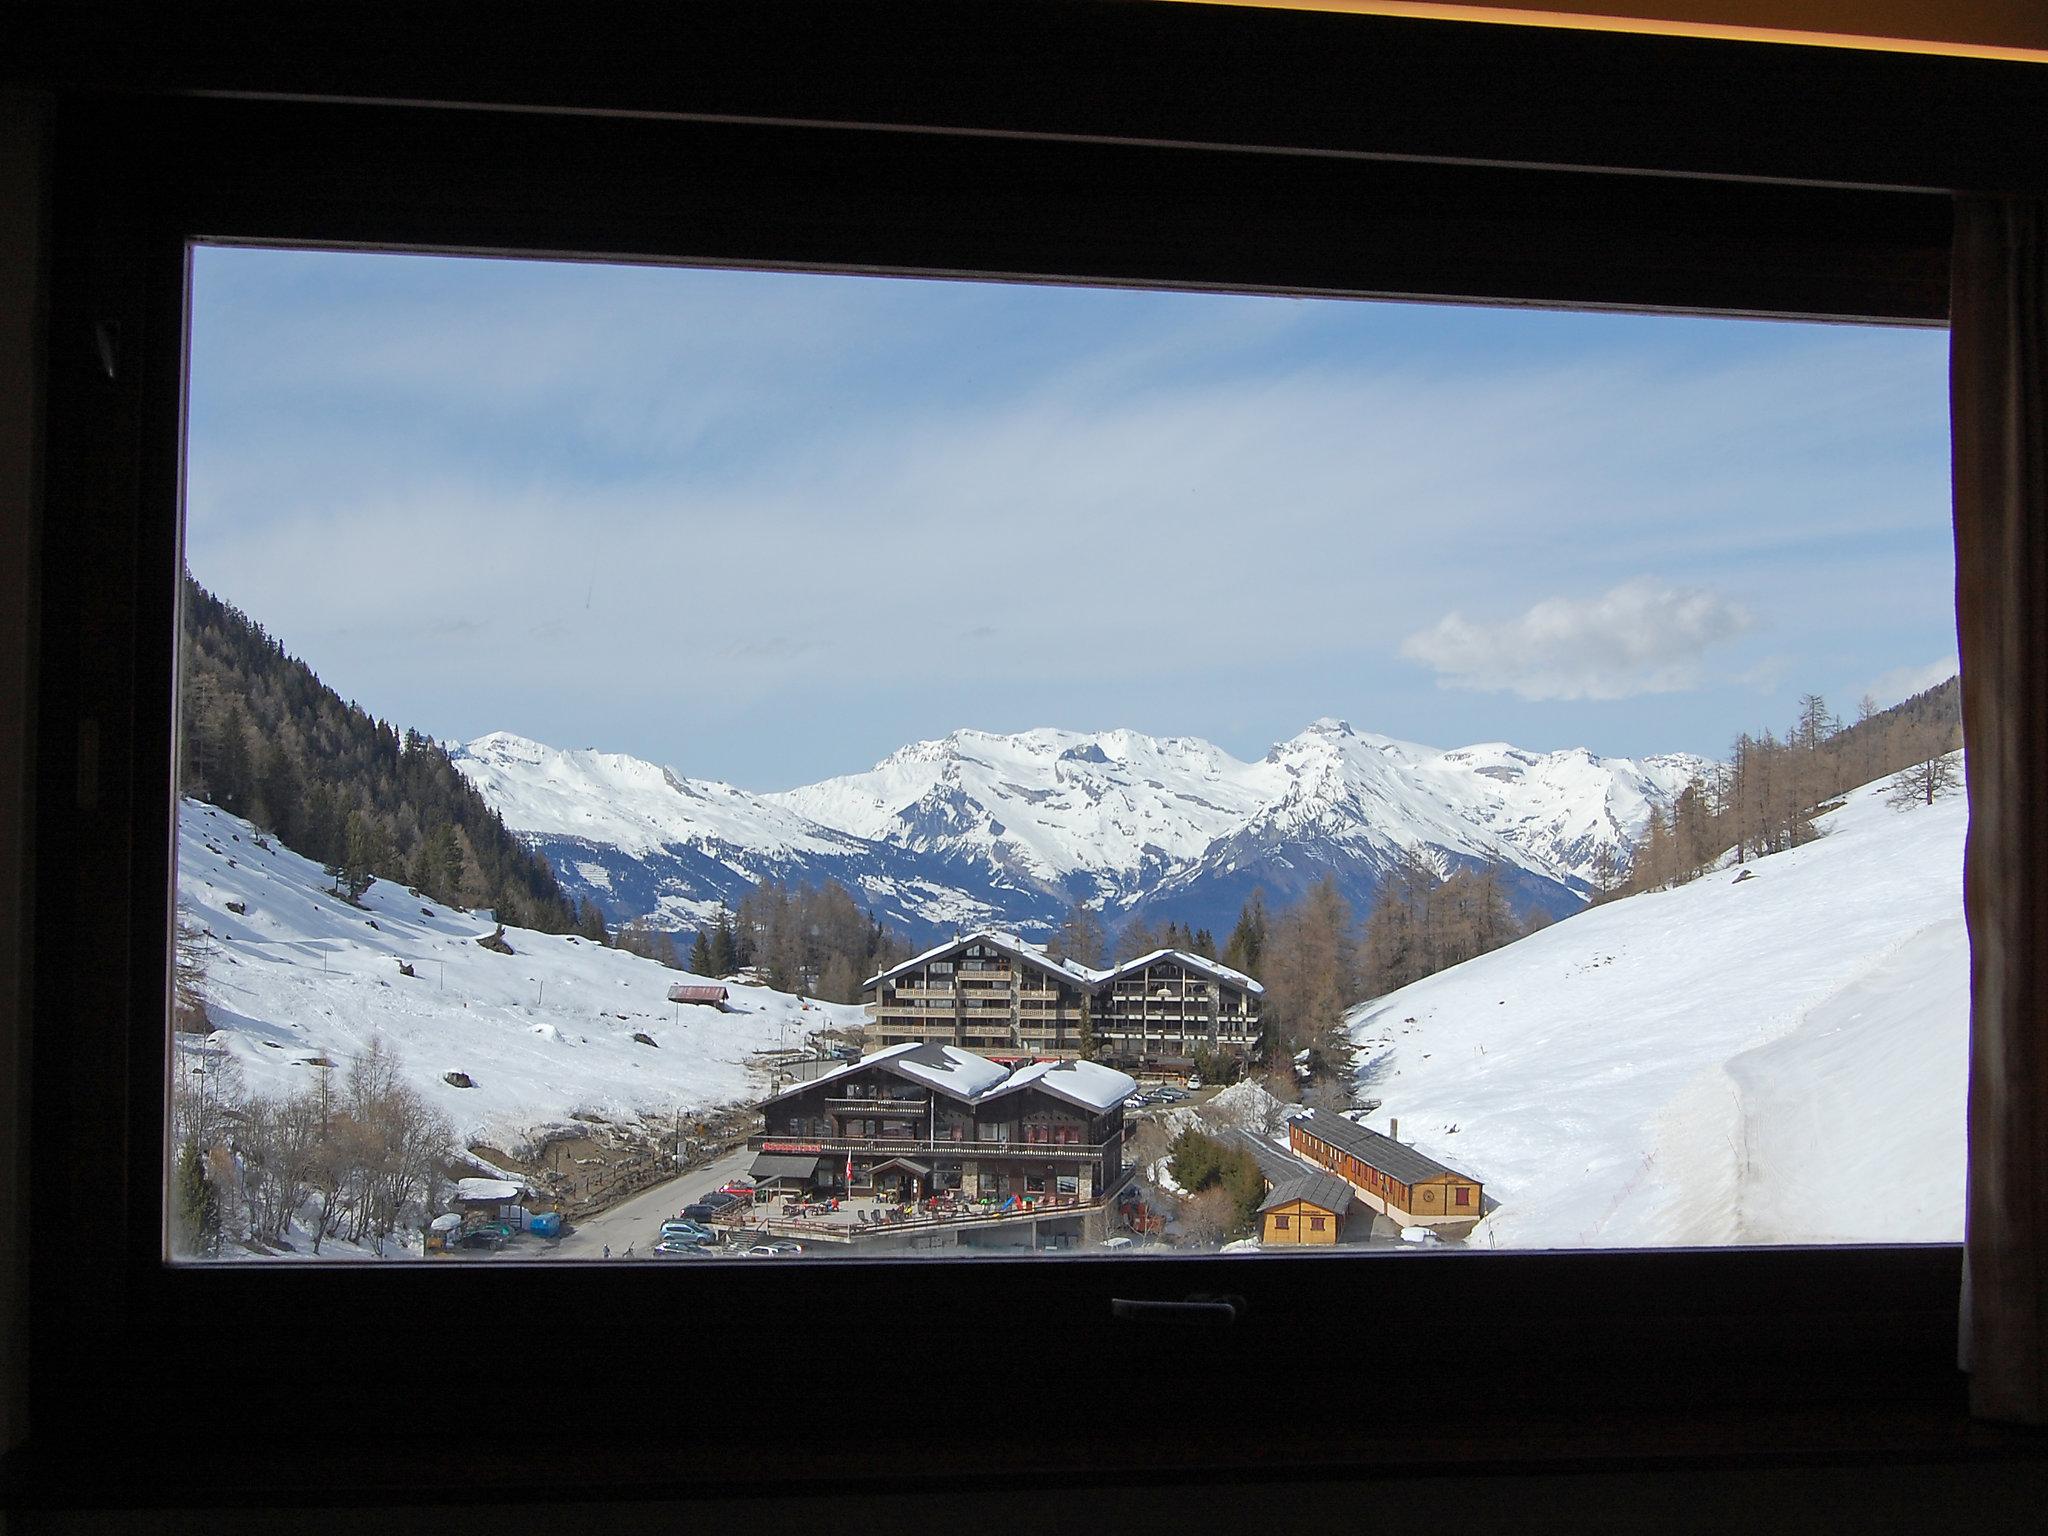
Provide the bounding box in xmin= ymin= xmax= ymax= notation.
xmin=18 ymin=0 xmax=2048 ymax=1505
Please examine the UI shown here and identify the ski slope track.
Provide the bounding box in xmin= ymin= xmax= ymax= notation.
xmin=176 ymin=798 xmax=866 ymax=1160
xmin=453 ymin=722 xmax=1707 ymax=944
xmin=1342 ymin=759 xmax=1968 ymax=1248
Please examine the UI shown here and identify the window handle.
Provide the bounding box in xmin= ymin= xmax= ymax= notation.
xmin=1109 ymin=1294 xmax=1244 ymax=1325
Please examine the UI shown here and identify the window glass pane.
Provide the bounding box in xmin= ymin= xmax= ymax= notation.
xmin=171 ymin=246 xmax=1958 ymax=1264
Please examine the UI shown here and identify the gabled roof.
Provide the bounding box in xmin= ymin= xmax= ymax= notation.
xmin=884 ymin=1042 xmax=1013 ymax=1101
xmin=1233 ymin=1130 xmax=1355 ymax=1217
xmin=1257 ymin=1174 xmax=1355 ymax=1217
xmin=862 ymin=929 xmax=1266 ymax=998
xmin=862 ymin=930 xmax=1103 ymax=992
xmin=667 ymin=983 xmax=729 ymax=1003
xmin=757 ymin=1041 xmax=922 ymax=1107
xmin=1099 ymin=948 xmax=1266 ymax=997
xmin=452 ymin=1177 xmax=524 ymax=1203
xmin=980 ymin=1057 xmax=1137 ymax=1114
xmin=758 ymin=1041 xmax=1099 ymax=1110
xmin=1291 ymin=1110 xmax=1475 ymax=1188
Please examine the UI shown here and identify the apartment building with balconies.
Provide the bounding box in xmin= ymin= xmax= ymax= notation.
xmin=860 ymin=930 xmax=1264 ymax=1071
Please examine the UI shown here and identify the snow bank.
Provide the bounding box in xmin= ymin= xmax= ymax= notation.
xmin=1198 ymin=1078 xmax=1296 ymax=1134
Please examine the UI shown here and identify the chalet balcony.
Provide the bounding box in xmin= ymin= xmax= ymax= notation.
xmin=750 ymin=1131 xmax=1114 ymax=1159
xmin=825 ymin=1094 xmax=931 ymax=1112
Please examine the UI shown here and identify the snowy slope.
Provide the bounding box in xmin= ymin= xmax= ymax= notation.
xmin=176 ymin=798 xmax=865 ymax=1159
xmin=453 ymin=720 xmax=1706 ymax=943
xmin=1340 ymin=760 xmax=1967 ymax=1248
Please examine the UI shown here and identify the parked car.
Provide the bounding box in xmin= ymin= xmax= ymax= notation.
xmin=1123 ymin=1095 xmax=1145 ymax=1110
xmin=659 ymin=1221 xmax=717 ymax=1245
xmin=652 ymin=1240 xmax=714 ymax=1258
xmin=680 ymin=1191 xmax=743 ymax=1221
xmin=742 ymin=1240 xmax=803 ymax=1258
xmin=716 ymin=1181 xmax=756 ymax=1201
xmin=1185 ymin=1076 xmax=1204 ymax=1090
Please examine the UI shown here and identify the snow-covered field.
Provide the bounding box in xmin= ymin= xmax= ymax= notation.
xmin=1342 ymin=762 xmax=1967 ymax=1248
xmin=176 ymin=798 xmax=865 ymax=1159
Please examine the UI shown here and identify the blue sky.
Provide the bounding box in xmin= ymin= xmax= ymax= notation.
xmin=184 ymin=246 xmax=1957 ymax=790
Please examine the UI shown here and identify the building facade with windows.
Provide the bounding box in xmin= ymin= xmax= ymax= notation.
xmin=751 ymin=1042 xmax=1136 ymax=1207
xmin=1287 ymin=1110 xmax=1484 ymax=1228
xmin=1091 ymin=949 xmax=1263 ymax=1067
xmin=1233 ymin=1129 xmax=1356 ymax=1246
xmin=861 ymin=931 xmax=1263 ymax=1070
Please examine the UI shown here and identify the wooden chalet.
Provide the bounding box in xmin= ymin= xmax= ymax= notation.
xmin=752 ymin=1042 xmax=1135 ymax=1207
xmin=861 ymin=930 xmax=1263 ymax=1070
xmin=1287 ymin=1111 xmax=1483 ymax=1228
xmin=1234 ymin=1130 xmax=1355 ymax=1246
xmin=667 ymin=983 xmax=731 ymax=1009
xmin=450 ymin=1176 xmax=532 ymax=1233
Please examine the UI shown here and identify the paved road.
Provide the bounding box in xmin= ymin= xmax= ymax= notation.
xmin=543 ymin=1143 xmax=757 ymax=1260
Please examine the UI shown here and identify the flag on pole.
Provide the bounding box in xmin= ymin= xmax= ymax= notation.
xmin=845 ymin=1146 xmax=854 ymax=1190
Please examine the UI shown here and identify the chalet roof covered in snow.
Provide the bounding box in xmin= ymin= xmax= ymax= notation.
xmin=757 ymin=1042 xmax=922 ymax=1107
xmin=861 ymin=928 xmax=1263 ymax=998
xmin=862 ymin=930 xmax=1103 ymax=992
xmin=980 ymin=1057 xmax=1137 ymax=1113
xmin=452 ymin=1177 xmax=524 ymax=1203
xmin=1099 ymin=948 xmax=1266 ymax=996
xmin=885 ymin=1042 xmax=1014 ymax=1101
xmin=758 ymin=1041 xmax=1130 ymax=1113
xmin=1293 ymin=1109 xmax=1472 ymax=1187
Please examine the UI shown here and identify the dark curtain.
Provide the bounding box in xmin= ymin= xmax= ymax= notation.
xmin=1955 ymin=195 xmax=2048 ymax=1425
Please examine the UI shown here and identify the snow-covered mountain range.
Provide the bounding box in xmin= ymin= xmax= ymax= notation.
xmin=451 ymin=721 xmax=1707 ymax=944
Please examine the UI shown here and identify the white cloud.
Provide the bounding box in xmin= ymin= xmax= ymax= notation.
xmin=1399 ymin=579 xmax=1754 ymax=701
xmin=1861 ymin=655 xmax=1960 ymax=709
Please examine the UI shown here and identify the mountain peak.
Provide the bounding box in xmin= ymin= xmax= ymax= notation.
xmin=455 ymin=718 xmax=1712 ymax=944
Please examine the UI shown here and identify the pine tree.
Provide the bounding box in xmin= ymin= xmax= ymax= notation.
xmin=339 ymin=811 xmax=386 ymax=902
xmin=256 ymin=742 xmax=302 ymax=845
xmin=1221 ymin=889 xmax=1269 ymax=976
xmin=709 ymin=903 xmax=738 ymax=976
xmin=577 ymin=897 xmax=610 ymax=945
xmin=173 ymin=1137 xmax=220 ymax=1258
xmin=688 ymin=930 xmax=713 ymax=975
